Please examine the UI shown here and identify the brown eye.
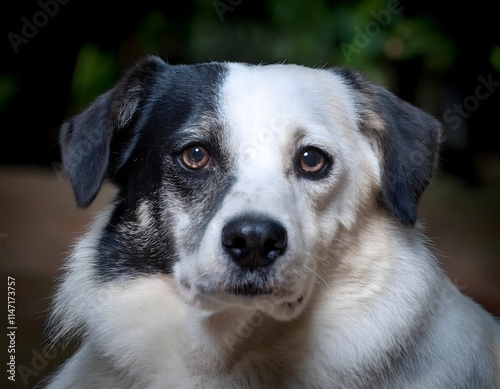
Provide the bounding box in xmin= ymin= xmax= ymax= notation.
xmin=180 ymin=145 xmax=211 ymax=170
xmin=298 ymin=148 xmax=328 ymax=174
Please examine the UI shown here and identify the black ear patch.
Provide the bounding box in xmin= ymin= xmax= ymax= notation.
xmin=59 ymin=56 xmax=167 ymax=208
xmin=367 ymin=85 xmax=442 ymax=226
xmin=337 ymin=67 xmax=443 ymax=226
xmin=60 ymin=91 xmax=114 ymax=208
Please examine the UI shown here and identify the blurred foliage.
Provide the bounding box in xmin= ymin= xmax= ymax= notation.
xmin=490 ymin=45 xmax=500 ymax=73
xmin=185 ymin=0 xmax=455 ymax=87
xmin=70 ymin=43 xmax=118 ymax=110
xmin=0 ymin=0 xmax=478 ymax=114
xmin=138 ymin=10 xmax=174 ymax=56
xmin=2 ymin=0 xmax=499 ymax=175
xmin=64 ymin=0 xmax=458 ymax=105
xmin=0 ymin=74 xmax=19 ymax=112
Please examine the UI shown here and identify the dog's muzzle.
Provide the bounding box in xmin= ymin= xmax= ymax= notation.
xmin=221 ymin=214 xmax=287 ymax=270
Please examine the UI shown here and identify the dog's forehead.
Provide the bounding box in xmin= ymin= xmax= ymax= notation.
xmin=219 ymin=63 xmax=359 ymax=145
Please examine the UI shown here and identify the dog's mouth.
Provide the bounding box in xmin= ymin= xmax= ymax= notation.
xmin=225 ymin=268 xmax=276 ymax=296
xmin=196 ymin=276 xmax=275 ymax=298
xmin=195 ymin=264 xmax=293 ymax=298
xmin=229 ymin=282 xmax=270 ymax=296
xmin=188 ymin=286 xmax=307 ymax=321
xmin=177 ymin=266 xmax=313 ymax=321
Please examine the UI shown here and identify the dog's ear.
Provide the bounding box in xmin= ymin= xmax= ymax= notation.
xmin=349 ymin=77 xmax=442 ymax=226
xmin=369 ymin=85 xmax=441 ymax=226
xmin=60 ymin=56 xmax=167 ymax=208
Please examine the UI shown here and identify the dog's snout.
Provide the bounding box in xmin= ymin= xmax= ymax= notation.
xmin=222 ymin=216 xmax=287 ymax=270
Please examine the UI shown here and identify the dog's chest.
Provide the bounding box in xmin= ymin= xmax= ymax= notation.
xmin=151 ymin=311 xmax=338 ymax=388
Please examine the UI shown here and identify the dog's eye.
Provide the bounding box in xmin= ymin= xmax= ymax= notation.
xmin=298 ymin=147 xmax=328 ymax=174
xmin=180 ymin=145 xmax=211 ymax=170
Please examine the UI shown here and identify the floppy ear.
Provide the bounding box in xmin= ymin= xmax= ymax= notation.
xmin=365 ymin=85 xmax=442 ymax=226
xmin=60 ymin=56 xmax=167 ymax=208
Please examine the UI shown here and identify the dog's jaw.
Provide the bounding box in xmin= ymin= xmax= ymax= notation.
xmin=173 ymin=257 xmax=316 ymax=321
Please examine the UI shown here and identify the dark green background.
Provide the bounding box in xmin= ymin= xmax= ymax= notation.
xmin=1 ymin=0 xmax=500 ymax=180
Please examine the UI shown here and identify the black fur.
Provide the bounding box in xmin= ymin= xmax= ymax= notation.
xmin=372 ymin=85 xmax=441 ymax=226
xmin=60 ymin=56 xmax=168 ymax=208
xmin=59 ymin=56 xmax=230 ymax=279
xmin=59 ymin=90 xmax=114 ymax=208
xmin=334 ymin=68 xmax=441 ymax=226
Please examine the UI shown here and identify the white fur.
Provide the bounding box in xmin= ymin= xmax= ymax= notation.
xmin=45 ymin=63 xmax=500 ymax=388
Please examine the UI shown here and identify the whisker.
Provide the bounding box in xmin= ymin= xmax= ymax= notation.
xmin=303 ymin=264 xmax=329 ymax=291
xmin=194 ymin=272 xmax=208 ymax=281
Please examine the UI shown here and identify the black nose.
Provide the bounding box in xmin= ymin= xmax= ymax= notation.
xmin=221 ymin=215 xmax=287 ymax=270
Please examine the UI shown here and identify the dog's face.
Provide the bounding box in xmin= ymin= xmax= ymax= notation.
xmin=60 ymin=57 xmax=440 ymax=321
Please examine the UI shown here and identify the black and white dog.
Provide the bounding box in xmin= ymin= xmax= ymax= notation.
xmin=45 ymin=56 xmax=500 ymax=388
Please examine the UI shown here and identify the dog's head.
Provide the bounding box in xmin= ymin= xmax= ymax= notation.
xmin=60 ymin=56 xmax=441 ymax=321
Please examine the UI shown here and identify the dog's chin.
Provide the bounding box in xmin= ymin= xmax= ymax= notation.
xmin=176 ymin=277 xmax=314 ymax=321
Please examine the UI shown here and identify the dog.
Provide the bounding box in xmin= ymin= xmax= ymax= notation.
xmin=43 ymin=56 xmax=500 ymax=388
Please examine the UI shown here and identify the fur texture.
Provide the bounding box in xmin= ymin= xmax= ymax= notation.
xmin=44 ymin=57 xmax=500 ymax=388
